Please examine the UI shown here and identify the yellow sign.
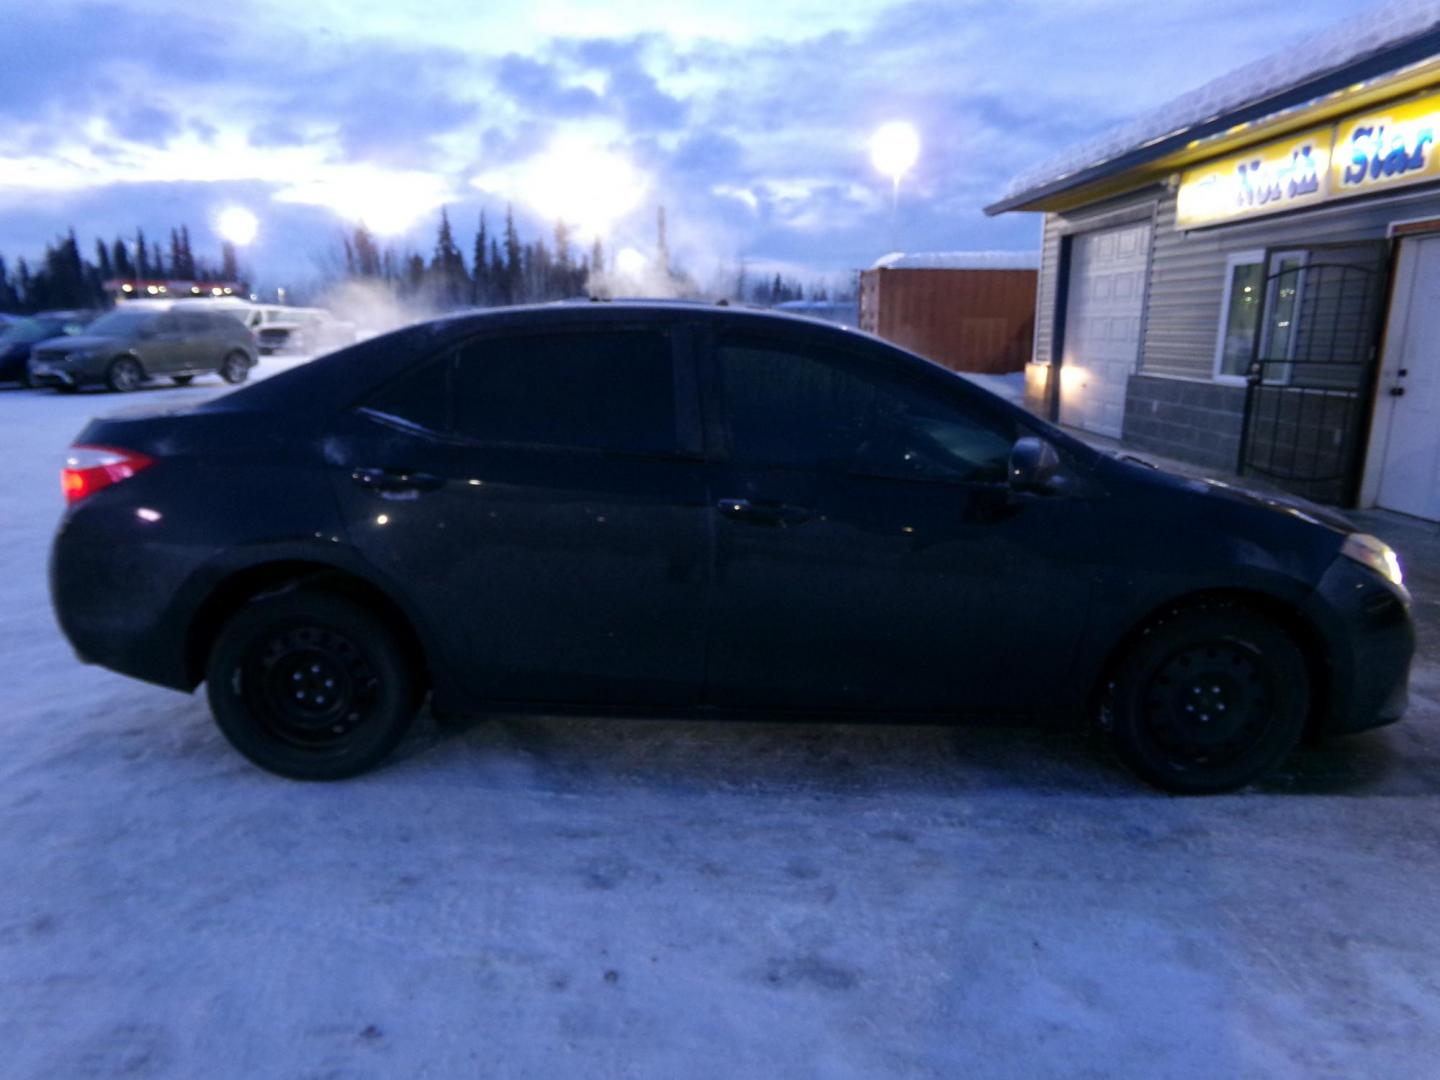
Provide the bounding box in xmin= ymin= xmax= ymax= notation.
xmin=1176 ymin=127 xmax=1331 ymax=229
xmin=1331 ymin=90 xmax=1440 ymax=198
xmin=1177 ymin=89 xmax=1440 ymax=229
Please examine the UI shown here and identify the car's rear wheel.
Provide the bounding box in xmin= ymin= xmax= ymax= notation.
xmin=219 ymin=352 xmax=250 ymax=384
xmin=205 ymin=592 xmax=417 ymax=780
xmin=1109 ymin=606 xmax=1308 ymax=794
xmin=106 ymin=356 xmax=143 ymax=392
xmin=172 ymin=374 xmax=194 ymax=386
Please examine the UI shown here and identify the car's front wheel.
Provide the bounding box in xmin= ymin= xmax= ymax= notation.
xmin=1109 ymin=605 xmax=1308 ymax=794
xmin=219 ymin=352 xmax=250 ymax=384
xmin=106 ymin=356 xmax=143 ymax=392
xmin=206 ymin=591 xmax=418 ymax=780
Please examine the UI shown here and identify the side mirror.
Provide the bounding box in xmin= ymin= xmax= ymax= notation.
xmin=1008 ymin=436 xmax=1062 ymax=493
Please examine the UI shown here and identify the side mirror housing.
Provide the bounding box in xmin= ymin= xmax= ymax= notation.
xmin=1008 ymin=436 xmax=1062 ymax=493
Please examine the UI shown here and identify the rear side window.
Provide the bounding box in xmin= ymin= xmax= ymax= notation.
xmin=365 ymin=358 xmax=449 ymax=434
xmin=451 ymin=330 xmax=675 ymax=453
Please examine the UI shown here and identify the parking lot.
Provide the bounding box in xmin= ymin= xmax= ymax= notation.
xmin=2 ymin=365 xmax=1439 ymax=1078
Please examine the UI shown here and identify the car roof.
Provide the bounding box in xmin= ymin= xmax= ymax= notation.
xmin=425 ymin=299 xmax=870 ymax=337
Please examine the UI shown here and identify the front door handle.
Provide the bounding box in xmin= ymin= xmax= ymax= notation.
xmin=716 ymin=497 xmax=810 ymax=527
xmin=352 ymin=466 xmax=444 ymax=493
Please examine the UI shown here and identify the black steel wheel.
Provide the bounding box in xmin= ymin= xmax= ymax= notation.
xmin=219 ymin=352 xmax=250 ymax=384
xmin=206 ymin=591 xmax=417 ymax=779
xmin=1109 ymin=606 xmax=1308 ymax=794
xmin=106 ymin=356 xmax=143 ymax=392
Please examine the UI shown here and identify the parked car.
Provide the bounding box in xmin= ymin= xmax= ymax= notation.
xmin=253 ymin=307 xmax=357 ymax=355
xmin=49 ymin=303 xmax=1414 ymax=791
xmin=0 ymin=310 xmax=97 ymax=385
xmin=29 ymin=307 xmax=257 ymax=392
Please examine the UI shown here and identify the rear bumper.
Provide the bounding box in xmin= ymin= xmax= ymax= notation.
xmin=50 ymin=532 xmax=198 ymax=690
xmin=1303 ymin=556 xmax=1414 ymax=735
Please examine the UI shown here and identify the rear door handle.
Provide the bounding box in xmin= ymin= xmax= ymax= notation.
xmin=351 ymin=466 xmax=444 ymax=493
xmin=716 ymin=497 xmax=810 ymax=527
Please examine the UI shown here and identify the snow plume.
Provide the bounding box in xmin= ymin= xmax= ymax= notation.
xmin=311 ymin=279 xmax=438 ymax=338
xmin=585 ymin=246 xmax=700 ymax=301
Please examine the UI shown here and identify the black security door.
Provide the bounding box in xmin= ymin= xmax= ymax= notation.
xmin=1238 ymin=243 xmax=1389 ymax=505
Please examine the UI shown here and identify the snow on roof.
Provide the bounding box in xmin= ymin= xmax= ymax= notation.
xmin=998 ymin=0 xmax=1440 ymax=206
xmin=871 ymin=250 xmax=1041 ymax=270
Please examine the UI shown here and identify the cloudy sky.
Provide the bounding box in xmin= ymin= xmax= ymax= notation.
xmin=0 ymin=0 xmax=1371 ymax=290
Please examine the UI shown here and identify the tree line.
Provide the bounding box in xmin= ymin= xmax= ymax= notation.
xmin=342 ymin=205 xmax=601 ymax=309
xmin=342 ymin=205 xmax=841 ymax=310
xmin=0 ymin=228 xmax=241 ymax=313
xmin=0 ymin=203 xmax=849 ymax=316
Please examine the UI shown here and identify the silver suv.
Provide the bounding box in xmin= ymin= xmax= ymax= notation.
xmin=30 ymin=307 xmax=258 ymax=392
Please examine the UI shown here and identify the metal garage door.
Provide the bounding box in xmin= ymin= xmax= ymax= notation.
xmin=1060 ymin=222 xmax=1151 ymax=437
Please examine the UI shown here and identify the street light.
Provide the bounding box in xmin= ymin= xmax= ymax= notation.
xmin=870 ymin=121 xmax=920 ymax=206
xmin=217 ymin=206 xmax=259 ymax=246
xmin=870 ymin=122 xmax=920 ymax=254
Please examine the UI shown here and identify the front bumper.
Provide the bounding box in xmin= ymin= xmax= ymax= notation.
xmin=1303 ymin=556 xmax=1414 ymax=734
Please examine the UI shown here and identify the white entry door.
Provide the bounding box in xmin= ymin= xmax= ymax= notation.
xmin=1372 ymin=235 xmax=1440 ymax=522
xmin=1059 ymin=222 xmax=1151 ymax=437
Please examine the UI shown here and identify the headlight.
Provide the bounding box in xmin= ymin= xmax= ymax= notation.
xmin=1342 ymin=533 xmax=1404 ymax=589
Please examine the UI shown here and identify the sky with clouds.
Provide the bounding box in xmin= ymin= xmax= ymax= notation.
xmin=0 ymin=0 xmax=1373 ymax=291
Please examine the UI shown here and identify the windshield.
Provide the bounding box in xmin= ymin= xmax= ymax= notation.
xmin=85 ymin=310 xmax=157 ymax=336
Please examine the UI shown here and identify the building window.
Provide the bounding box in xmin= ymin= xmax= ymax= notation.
xmin=1212 ymin=249 xmax=1307 ymax=384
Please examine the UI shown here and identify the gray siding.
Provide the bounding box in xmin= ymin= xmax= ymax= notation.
xmin=1034 ymin=214 xmax=1062 ymax=367
xmin=1140 ymin=185 xmax=1440 ymax=380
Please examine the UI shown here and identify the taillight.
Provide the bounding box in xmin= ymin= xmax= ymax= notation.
xmin=61 ymin=445 xmax=156 ymax=505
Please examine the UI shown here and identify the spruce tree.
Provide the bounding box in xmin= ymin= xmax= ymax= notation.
xmin=502 ymin=205 xmax=522 ymax=305
xmin=472 ymin=211 xmax=489 ymax=305
xmin=112 ymin=238 xmax=133 ymax=279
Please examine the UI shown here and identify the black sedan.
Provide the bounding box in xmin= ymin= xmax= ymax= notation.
xmin=49 ymin=303 xmax=1413 ymax=792
xmin=0 ymin=310 xmax=95 ymax=384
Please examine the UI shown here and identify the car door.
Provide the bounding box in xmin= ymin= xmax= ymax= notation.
xmin=139 ymin=312 xmax=184 ymax=373
xmin=700 ymin=327 xmax=1098 ymax=716
xmin=326 ymin=323 xmax=710 ymax=708
xmin=171 ymin=312 xmax=214 ymax=370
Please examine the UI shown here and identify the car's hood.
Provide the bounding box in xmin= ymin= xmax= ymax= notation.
xmin=33 ymin=334 xmax=121 ymax=354
xmin=1108 ymin=452 xmax=1355 ymax=534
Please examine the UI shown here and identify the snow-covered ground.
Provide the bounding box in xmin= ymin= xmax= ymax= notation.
xmin=2 ymin=360 xmax=1439 ymax=1077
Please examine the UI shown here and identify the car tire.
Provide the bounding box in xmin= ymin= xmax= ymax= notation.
xmin=106 ymin=356 xmax=144 ymax=393
xmin=205 ymin=591 xmax=417 ymax=780
xmin=219 ymin=352 xmax=250 ymax=384
xmin=1109 ymin=605 xmax=1308 ymax=794
xmin=172 ymin=374 xmax=194 ymax=386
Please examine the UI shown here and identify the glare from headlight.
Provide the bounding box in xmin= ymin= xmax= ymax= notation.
xmin=1342 ymin=533 xmax=1404 ymax=589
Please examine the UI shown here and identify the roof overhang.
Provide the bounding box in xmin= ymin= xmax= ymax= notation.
xmin=986 ymin=27 xmax=1440 ymax=216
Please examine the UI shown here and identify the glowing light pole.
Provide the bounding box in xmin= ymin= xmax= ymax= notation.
xmin=869 ymin=121 xmax=920 ymax=251
xmin=217 ymin=206 xmax=259 ymax=247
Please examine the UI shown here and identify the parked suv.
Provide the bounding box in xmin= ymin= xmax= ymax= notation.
xmin=30 ymin=307 xmax=257 ymax=392
xmin=49 ymin=304 xmax=1413 ymax=791
xmin=0 ymin=310 xmax=97 ymax=385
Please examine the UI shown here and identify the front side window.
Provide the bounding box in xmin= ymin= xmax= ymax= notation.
xmin=716 ymin=338 xmax=1015 ymax=482
xmin=452 ymin=330 xmax=675 ymax=453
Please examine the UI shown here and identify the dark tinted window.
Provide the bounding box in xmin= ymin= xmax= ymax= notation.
xmin=717 ymin=338 xmax=1015 ymax=482
xmin=452 ymin=330 xmax=675 ymax=453
xmin=365 ymin=358 xmax=449 ymax=433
